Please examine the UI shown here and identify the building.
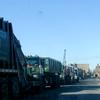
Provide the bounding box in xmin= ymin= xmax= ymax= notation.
xmin=76 ymin=64 xmax=91 ymax=79
xmin=93 ymin=64 xmax=100 ymax=78
xmin=76 ymin=64 xmax=90 ymax=73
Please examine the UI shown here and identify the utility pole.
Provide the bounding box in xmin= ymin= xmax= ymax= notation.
xmin=63 ymin=49 xmax=67 ymax=67
xmin=62 ymin=49 xmax=67 ymax=79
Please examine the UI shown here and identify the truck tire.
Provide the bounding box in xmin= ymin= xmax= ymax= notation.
xmin=50 ymin=75 xmax=60 ymax=88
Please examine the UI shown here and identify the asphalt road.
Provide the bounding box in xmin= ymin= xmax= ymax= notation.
xmin=21 ymin=78 xmax=100 ymax=100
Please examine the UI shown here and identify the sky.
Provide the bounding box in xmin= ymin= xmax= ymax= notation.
xmin=0 ymin=0 xmax=100 ymax=70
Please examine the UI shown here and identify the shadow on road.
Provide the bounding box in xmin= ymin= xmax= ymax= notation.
xmin=18 ymin=79 xmax=100 ymax=100
xmin=20 ymin=85 xmax=100 ymax=100
xmin=58 ymin=94 xmax=100 ymax=100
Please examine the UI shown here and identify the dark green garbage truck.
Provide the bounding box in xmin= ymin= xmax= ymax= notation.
xmin=26 ymin=56 xmax=62 ymax=90
xmin=0 ymin=18 xmax=32 ymax=100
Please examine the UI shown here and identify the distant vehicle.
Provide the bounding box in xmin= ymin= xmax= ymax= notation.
xmin=26 ymin=56 xmax=62 ymax=89
xmin=26 ymin=56 xmax=45 ymax=91
xmin=74 ymin=67 xmax=79 ymax=82
xmin=64 ymin=64 xmax=79 ymax=84
xmin=43 ymin=57 xmax=62 ymax=87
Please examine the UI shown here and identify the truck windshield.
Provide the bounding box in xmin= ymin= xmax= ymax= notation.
xmin=26 ymin=58 xmax=40 ymax=74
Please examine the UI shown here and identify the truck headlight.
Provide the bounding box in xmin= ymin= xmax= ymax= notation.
xmin=33 ymin=75 xmax=38 ymax=78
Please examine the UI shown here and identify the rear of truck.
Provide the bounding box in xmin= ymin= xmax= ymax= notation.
xmin=0 ymin=18 xmax=28 ymax=100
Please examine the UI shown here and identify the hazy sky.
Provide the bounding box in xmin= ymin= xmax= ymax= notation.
xmin=0 ymin=0 xmax=100 ymax=70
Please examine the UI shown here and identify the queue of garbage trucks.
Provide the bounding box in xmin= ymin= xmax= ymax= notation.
xmin=0 ymin=18 xmax=88 ymax=99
